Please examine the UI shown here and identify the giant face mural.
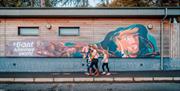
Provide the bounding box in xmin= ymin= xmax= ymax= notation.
xmin=6 ymin=24 xmax=159 ymax=58
xmin=100 ymin=24 xmax=159 ymax=58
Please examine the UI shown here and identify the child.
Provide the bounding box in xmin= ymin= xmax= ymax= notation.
xmin=101 ymin=50 xmax=111 ymax=75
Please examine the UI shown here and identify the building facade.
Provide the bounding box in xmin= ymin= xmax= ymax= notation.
xmin=0 ymin=8 xmax=180 ymax=72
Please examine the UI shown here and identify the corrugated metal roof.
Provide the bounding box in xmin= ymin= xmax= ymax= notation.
xmin=0 ymin=8 xmax=179 ymax=17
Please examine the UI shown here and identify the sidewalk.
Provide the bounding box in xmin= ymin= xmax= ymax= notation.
xmin=0 ymin=71 xmax=180 ymax=83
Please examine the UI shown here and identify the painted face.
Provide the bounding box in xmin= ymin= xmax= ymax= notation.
xmin=116 ymin=33 xmax=139 ymax=57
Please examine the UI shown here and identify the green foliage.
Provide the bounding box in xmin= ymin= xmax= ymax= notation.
xmin=0 ymin=0 xmax=54 ymax=7
xmin=0 ymin=0 xmax=35 ymax=7
xmin=0 ymin=0 xmax=22 ymax=7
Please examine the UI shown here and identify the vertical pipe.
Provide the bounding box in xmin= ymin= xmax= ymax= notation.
xmin=160 ymin=20 xmax=164 ymax=70
xmin=4 ymin=18 xmax=6 ymax=56
xmin=169 ymin=18 xmax=172 ymax=58
xmin=160 ymin=8 xmax=167 ymax=70
xmin=177 ymin=18 xmax=180 ymax=58
xmin=179 ymin=21 xmax=180 ymax=58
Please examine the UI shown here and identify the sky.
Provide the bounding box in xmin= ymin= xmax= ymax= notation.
xmin=57 ymin=0 xmax=113 ymax=7
xmin=89 ymin=0 xmax=101 ymax=7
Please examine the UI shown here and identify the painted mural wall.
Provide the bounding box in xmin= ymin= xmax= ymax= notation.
xmin=6 ymin=24 xmax=159 ymax=58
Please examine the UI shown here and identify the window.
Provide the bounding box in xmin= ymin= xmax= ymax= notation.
xmin=18 ymin=27 xmax=39 ymax=36
xmin=59 ymin=27 xmax=80 ymax=36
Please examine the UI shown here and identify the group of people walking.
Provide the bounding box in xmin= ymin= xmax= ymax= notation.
xmin=82 ymin=45 xmax=111 ymax=76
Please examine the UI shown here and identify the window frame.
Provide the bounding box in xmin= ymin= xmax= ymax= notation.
xmin=59 ymin=27 xmax=80 ymax=36
xmin=18 ymin=27 xmax=39 ymax=36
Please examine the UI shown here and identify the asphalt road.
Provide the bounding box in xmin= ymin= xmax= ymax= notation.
xmin=0 ymin=71 xmax=180 ymax=91
xmin=0 ymin=71 xmax=180 ymax=78
xmin=0 ymin=83 xmax=180 ymax=91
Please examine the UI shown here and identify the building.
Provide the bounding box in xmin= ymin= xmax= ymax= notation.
xmin=0 ymin=8 xmax=180 ymax=72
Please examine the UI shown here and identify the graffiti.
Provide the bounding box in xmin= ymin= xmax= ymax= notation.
xmin=6 ymin=24 xmax=159 ymax=58
xmin=99 ymin=24 xmax=159 ymax=58
xmin=35 ymin=41 xmax=84 ymax=57
xmin=7 ymin=41 xmax=35 ymax=56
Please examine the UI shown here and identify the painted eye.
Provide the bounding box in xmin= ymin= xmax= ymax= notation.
xmin=126 ymin=37 xmax=132 ymax=41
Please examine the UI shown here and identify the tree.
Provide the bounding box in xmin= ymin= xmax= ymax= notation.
xmin=156 ymin=0 xmax=179 ymax=7
xmin=99 ymin=0 xmax=110 ymax=7
xmin=97 ymin=0 xmax=157 ymax=7
xmin=0 ymin=0 xmax=39 ymax=7
xmin=0 ymin=0 xmax=22 ymax=7
xmin=97 ymin=0 xmax=179 ymax=7
xmin=0 ymin=0 xmax=179 ymax=7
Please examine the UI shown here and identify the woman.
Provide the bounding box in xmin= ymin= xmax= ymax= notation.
xmin=101 ymin=50 xmax=111 ymax=75
xmin=89 ymin=46 xmax=100 ymax=76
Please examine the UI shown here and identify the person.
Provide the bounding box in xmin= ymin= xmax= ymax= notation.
xmin=101 ymin=50 xmax=111 ymax=75
xmin=81 ymin=45 xmax=95 ymax=75
xmin=89 ymin=45 xmax=100 ymax=76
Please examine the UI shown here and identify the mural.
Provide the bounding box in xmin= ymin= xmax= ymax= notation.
xmin=6 ymin=41 xmax=36 ymax=56
xmin=99 ymin=24 xmax=159 ymax=58
xmin=35 ymin=41 xmax=85 ymax=57
xmin=6 ymin=24 xmax=159 ymax=58
xmin=6 ymin=40 xmax=85 ymax=57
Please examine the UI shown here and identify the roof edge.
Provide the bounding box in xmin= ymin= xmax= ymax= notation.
xmin=0 ymin=8 xmax=179 ymax=18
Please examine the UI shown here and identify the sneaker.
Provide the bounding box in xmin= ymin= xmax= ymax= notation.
xmin=92 ymin=73 xmax=95 ymax=76
xmin=106 ymin=72 xmax=111 ymax=76
xmin=101 ymin=72 xmax=106 ymax=75
xmin=85 ymin=72 xmax=89 ymax=75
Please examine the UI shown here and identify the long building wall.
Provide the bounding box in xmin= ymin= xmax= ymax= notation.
xmin=1 ymin=17 xmax=180 ymax=71
xmin=0 ymin=18 xmax=171 ymax=57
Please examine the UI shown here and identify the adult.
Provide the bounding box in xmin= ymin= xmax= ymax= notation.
xmin=89 ymin=45 xmax=100 ymax=76
xmin=82 ymin=45 xmax=92 ymax=75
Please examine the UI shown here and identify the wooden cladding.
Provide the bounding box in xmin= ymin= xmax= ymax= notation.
xmin=0 ymin=18 xmax=170 ymax=57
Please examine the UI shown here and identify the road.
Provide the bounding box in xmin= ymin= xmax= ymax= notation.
xmin=0 ymin=83 xmax=180 ymax=91
xmin=0 ymin=71 xmax=180 ymax=78
xmin=0 ymin=71 xmax=180 ymax=91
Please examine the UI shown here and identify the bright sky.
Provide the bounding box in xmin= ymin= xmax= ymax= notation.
xmin=57 ymin=0 xmax=112 ymax=7
xmin=89 ymin=0 xmax=101 ymax=7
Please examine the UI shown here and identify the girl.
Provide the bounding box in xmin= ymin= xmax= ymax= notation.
xmin=101 ymin=50 xmax=111 ymax=75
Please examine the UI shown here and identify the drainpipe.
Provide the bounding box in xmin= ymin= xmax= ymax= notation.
xmin=160 ymin=8 xmax=168 ymax=70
